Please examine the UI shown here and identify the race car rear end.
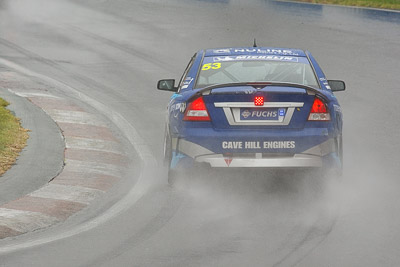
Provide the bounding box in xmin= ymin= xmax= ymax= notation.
xmin=158 ymin=47 xmax=345 ymax=181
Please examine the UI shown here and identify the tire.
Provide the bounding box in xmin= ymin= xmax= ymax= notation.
xmin=335 ymin=134 xmax=343 ymax=177
xmin=163 ymin=128 xmax=179 ymax=185
xmin=163 ymin=129 xmax=172 ymax=168
xmin=313 ymin=135 xmax=343 ymax=180
xmin=163 ymin=128 xmax=172 ymax=181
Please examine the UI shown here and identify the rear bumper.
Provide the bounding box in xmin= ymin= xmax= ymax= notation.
xmin=196 ymin=154 xmax=322 ymax=168
xmin=172 ymin=137 xmax=337 ymax=169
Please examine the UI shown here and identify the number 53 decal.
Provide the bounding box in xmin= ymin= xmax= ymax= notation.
xmin=202 ymin=63 xmax=221 ymax=71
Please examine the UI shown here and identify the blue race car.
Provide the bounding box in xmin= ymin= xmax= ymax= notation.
xmin=158 ymin=47 xmax=345 ymax=181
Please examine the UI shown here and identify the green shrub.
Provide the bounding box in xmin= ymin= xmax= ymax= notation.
xmin=0 ymin=98 xmax=29 ymax=176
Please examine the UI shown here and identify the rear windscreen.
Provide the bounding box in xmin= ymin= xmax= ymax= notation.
xmin=195 ymin=56 xmax=319 ymax=89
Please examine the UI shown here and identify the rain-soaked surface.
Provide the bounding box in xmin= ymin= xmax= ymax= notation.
xmin=0 ymin=0 xmax=400 ymax=266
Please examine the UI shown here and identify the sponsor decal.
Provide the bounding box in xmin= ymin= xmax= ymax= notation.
xmin=213 ymin=55 xmax=299 ymax=62
xmin=180 ymin=103 xmax=186 ymax=112
xmin=233 ymin=48 xmax=300 ymax=56
xmin=181 ymin=77 xmax=194 ymax=89
xmin=222 ymin=141 xmax=296 ymax=149
xmin=320 ymin=78 xmax=331 ymax=90
xmin=240 ymin=108 xmax=283 ymax=121
xmin=241 ymin=109 xmax=251 ymax=119
xmin=252 ymin=110 xmax=277 ymax=118
xmin=222 ymin=141 xmax=243 ymax=149
xmin=224 ymin=158 xmax=233 ymax=166
xmin=213 ymin=48 xmax=231 ymax=54
xmin=263 ymin=141 xmax=295 ymax=149
xmin=170 ymin=102 xmax=186 ymax=113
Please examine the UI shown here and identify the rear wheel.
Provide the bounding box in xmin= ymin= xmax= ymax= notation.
xmin=164 ymin=129 xmax=182 ymax=185
xmin=313 ymin=135 xmax=343 ymax=180
xmin=163 ymin=128 xmax=174 ymax=184
xmin=320 ymin=135 xmax=343 ymax=180
xmin=163 ymin=129 xmax=172 ymax=167
xmin=335 ymin=135 xmax=343 ymax=177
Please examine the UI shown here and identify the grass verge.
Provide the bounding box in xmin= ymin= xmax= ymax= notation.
xmin=0 ymin=97 xmax=29 ymax=176
xmin=290 ymin=0 xmax=400 ymax=10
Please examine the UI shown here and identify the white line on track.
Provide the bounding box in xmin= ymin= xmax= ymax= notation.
xmin=0 ymin=209 xmax=59 ymax=233
xmin=45 ymin=110 xmax=108 ymax=127
xmin=65 ymin=136 xmax=122 ymax=154
xmin=64 ymin=159 xmax=122 ymax=177
xmin=29 ymin=184 xmax=104 ymax=205
xmin=0 ymin=58 xmax=160 ymax=253
xmin=7 ymin=90 xmax=62 ymax=99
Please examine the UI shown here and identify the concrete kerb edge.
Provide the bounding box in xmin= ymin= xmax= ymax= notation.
xmin=0 ymin=57 xmax=159 ymax=253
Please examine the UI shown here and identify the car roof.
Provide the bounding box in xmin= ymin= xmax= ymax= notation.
xmin=204 ymin=47 xmax=307 ymax=57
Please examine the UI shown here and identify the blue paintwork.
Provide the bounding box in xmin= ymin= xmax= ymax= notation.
xmin=162 ymin=47 xmax=344 ymax=170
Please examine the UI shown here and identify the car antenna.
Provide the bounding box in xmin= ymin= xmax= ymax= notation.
xmin=253 ymin=38 xmax=257 ymax=47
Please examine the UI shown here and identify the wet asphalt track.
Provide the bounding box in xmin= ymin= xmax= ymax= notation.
xmin=0 ymin=0 xmax=400 ymax=266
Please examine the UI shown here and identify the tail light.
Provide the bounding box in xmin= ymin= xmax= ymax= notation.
xmin=308 ymin=97 xmax=331 ymax=121
xmin=183 ymin=96 xmax=211 ymax=121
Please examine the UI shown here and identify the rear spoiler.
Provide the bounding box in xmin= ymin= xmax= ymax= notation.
xmin=189 ymin=82 xmax=328 ymax=102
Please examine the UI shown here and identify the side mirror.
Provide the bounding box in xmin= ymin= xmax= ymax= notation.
xmin=328 ymin=80 xmax=346 ymax=92
xmin=157 ymin=79 xmax=178 ymax=92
